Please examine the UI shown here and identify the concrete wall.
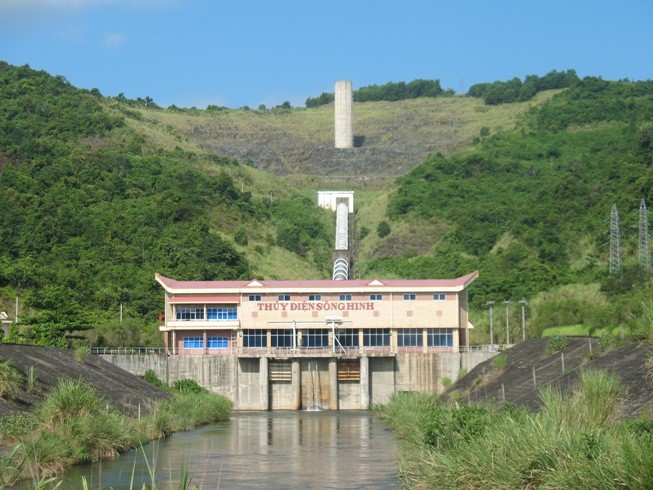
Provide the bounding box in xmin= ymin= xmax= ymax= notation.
xmin=100 ymin=351 xmax=496 ymax=410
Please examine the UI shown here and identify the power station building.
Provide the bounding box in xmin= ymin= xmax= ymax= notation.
xmin=156 ymin=272 xmax=477 ymax=357
xmin=152 ymin=272 xmax=482 ymax=410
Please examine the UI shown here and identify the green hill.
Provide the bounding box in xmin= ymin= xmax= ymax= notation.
xmin=1 ymin=61 xmax=653 ymax=347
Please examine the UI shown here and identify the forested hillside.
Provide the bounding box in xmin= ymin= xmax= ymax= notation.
xmin=0 ymin=62 xmax=332 ymax=346
xmin=360 ymin=76 xmax=653 ymax=341
xmin=2 ymin=61 xmax=653 ymax=347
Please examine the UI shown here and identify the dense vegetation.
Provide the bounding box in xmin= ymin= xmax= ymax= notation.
xmin=0 ymin=62 xmax=331 ymax=347
xmin=368 ymin=76 xmax=653 ymax=340
xmin=467 ymin=69 xmax=580 ymax=105
xmin=305 ymin=78 xmax=453 ymax=107
xmin=376 ymin=370 xmax=653 ymax=488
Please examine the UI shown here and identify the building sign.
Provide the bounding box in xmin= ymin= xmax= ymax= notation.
xmin=257 ymin=301 xmax=375 ymax=312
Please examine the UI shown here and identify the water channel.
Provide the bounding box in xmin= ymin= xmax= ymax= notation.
xmin=57 ymin=411 xmax=399 ymax=489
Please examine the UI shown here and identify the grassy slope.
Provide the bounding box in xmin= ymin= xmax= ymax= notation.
xmin=125 ymin=92 xmax=549 ymax=178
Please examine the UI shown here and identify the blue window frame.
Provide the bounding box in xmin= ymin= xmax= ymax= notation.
xmin=207 ymin=336 xmax=229 ymax=349
xmin=271 ymin=329 xmax=294 ymax=348
xmin=243 ymin=329 xmax=267 ymax=348
xmin=249 ymin=295 xmax=261 ymax=301
xmin=370 ymin=293 xmax=383 ymax=301
xmin=308 ymin=294 xmax=322 ymax=301
xmin=362 ymin=329 xmax=390 ymax=347
xmin=207 ymin=307 xmax=237 ymax=320
xmin=433 ymin=293 xmax=446 ymax=301
xmin=176 ymin=307 xmax=204 ymax=321
xmin=339 ymin=294 xmax=352 ymax=301
xmin=335 ymin=329 xmax=359 ymax=347
xmin=398 ymin=328 xmax=422 ymax=347
xmin=427 ymin=329 xmax=453 ymax=347
xmin=183 ymin=336 xmax=204 ymax=349
xmin=403 ymin=294 xmax=416 ymax=301
xmin=278 ymin=294 xmax=291 ymax=302
xmin=301 ymin=329 xmax=328 ymax=348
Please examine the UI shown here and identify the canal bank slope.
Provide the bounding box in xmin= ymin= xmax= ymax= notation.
xmin=0 ymin=344 xmax=170 ymax=418
xmin=445 ymin=338 xmax=653 ymax=416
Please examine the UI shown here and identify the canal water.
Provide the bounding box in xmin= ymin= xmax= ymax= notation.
xmin=58 ymin=411 xmax=399 ymax=489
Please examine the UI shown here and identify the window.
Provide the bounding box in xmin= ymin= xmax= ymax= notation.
xmin=249 ymin=295 xmax=261 ymax=302
xmin=335 ymin=329 xmax=359 ymax=347
xmin=427 ymin=329 xmax=453 ymax=347
xmin=308 ymin=294 xmax=322 ymax=301
xmin=183 ymin=336 xmax=204 ymax=349
xmin=398 ymin=328 xmax=423 ymax=347
xmin=370 ymin=293 xmax=383 ymax=301
xmin=278 ymin=294 xmax=291 ymax=302
xmin=207 ymin=307 xmax=237 ymax=320
xmin=433 ymin=293 xmax=446 ymax=301
xmin=176 ymin=307 xmax=204 ymax=321
xmin=301 ymin=329 xmax=328 ymax=348
xmin=271 ymin=329 xmax=294 ymax=348
xmin=243 ymin=329 xmax=267 ymax=348
xmin=403 ymin=294 xmax=416 ymax=301
xmin=339 ymin=294 xmax=352 ymax=301
xmin=207 ymin=336 xmax=228 ymax=349
xmin=362 ymin=329 xmax=390 ymax=347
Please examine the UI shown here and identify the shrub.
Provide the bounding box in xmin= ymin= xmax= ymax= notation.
xmin=546 ymin=335 xmax=568 ymax=355
xmin=492 ymin=354 xmax=508 ymax=371
xmin=172 ymin=378 xmax=207 ymax=394
xmin=377 ymin=220 xmax=391 ymax=238
xmin=424 ymin=403 xmax=494 ymax=450
xmin=74 ymin=345 xmax=91 ymax=363
xmin=234 ymin=226 xmax=248 ymax=246
xmin=142 ymin=369 xmax=168 ymax=390
xmin=0 ymin=360 xmax=23 ymax=400
xmin=37 ymin=379 xmax=104 ymax=426
xmin=441 ymin=377 xmax=452 ymax=389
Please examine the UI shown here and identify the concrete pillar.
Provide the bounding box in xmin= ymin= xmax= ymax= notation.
xmin=291 ymin=360 xmax=301 ymax=410
xmin=172 ymin=330 xmax=176 ymax=355
xmin=329 ymin=359 xmax=338 ymax=410
xmin=335 ymin=80 xmax=353 ymax=149
xmin=203 ymin=330 xmax=207 ymax=355
xmin=360 ymin=356 xmax=370 ymax=409
xmin=260 ymin=357 xmax=269 ymax=411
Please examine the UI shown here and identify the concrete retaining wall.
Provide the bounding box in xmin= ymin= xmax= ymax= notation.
xmin=100 ymin=351 xmax=496 ymax=410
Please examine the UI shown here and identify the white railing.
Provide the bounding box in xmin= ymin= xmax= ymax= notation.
xmin=92 ymin=347 xmax=167 ymax=355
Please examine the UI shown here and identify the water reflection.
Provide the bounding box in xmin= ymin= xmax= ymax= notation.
xmin=60 ymin=411 xmax=399 ymax=489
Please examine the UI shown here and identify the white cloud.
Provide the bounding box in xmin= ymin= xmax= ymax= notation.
xmin=103 ymin=32 xmax=126 ymax=48
xmin=0 ymin=0 xmax=176 ymax=30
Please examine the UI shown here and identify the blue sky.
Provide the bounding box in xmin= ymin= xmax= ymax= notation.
xmin=1 ymin=0 xmax=652 ymax=108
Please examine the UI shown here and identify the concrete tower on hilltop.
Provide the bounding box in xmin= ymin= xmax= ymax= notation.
xmin=334 ymin=80 xmax=353 ymax=148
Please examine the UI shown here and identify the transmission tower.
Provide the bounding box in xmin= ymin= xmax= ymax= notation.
xmin=609 ymin=204 xmax=622 ymax=274
xmin=639 ymin=198 xmax=651 ymax=272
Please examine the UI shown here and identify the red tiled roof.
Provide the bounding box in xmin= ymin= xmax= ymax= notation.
xmin=168 ymin=296 xmax=240 ymax=304
xmin=155 ymin=271 xmax=478 ymax=291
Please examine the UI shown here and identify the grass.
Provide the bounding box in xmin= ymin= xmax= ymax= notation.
xmin=541 ymin=324 xmax=591 ymax=337
xmin=0 ymin=358 xmax=23 ymax=400
xmin=0 ymin=378 xmax=233 ymax=488
xmin=376 ymin=369 xmax=653 ymax=489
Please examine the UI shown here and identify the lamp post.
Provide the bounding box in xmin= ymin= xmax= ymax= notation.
xmin=486 ymin=300 xmax=495 ymax=346
xmin=519 ymin=299 xmax=528 ymax=341
xmin=503 ymin=300 xmax=511 ymax=345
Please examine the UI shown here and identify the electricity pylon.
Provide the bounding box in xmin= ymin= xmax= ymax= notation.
xmin=610 ymin=204 xmax=621 ymax=274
